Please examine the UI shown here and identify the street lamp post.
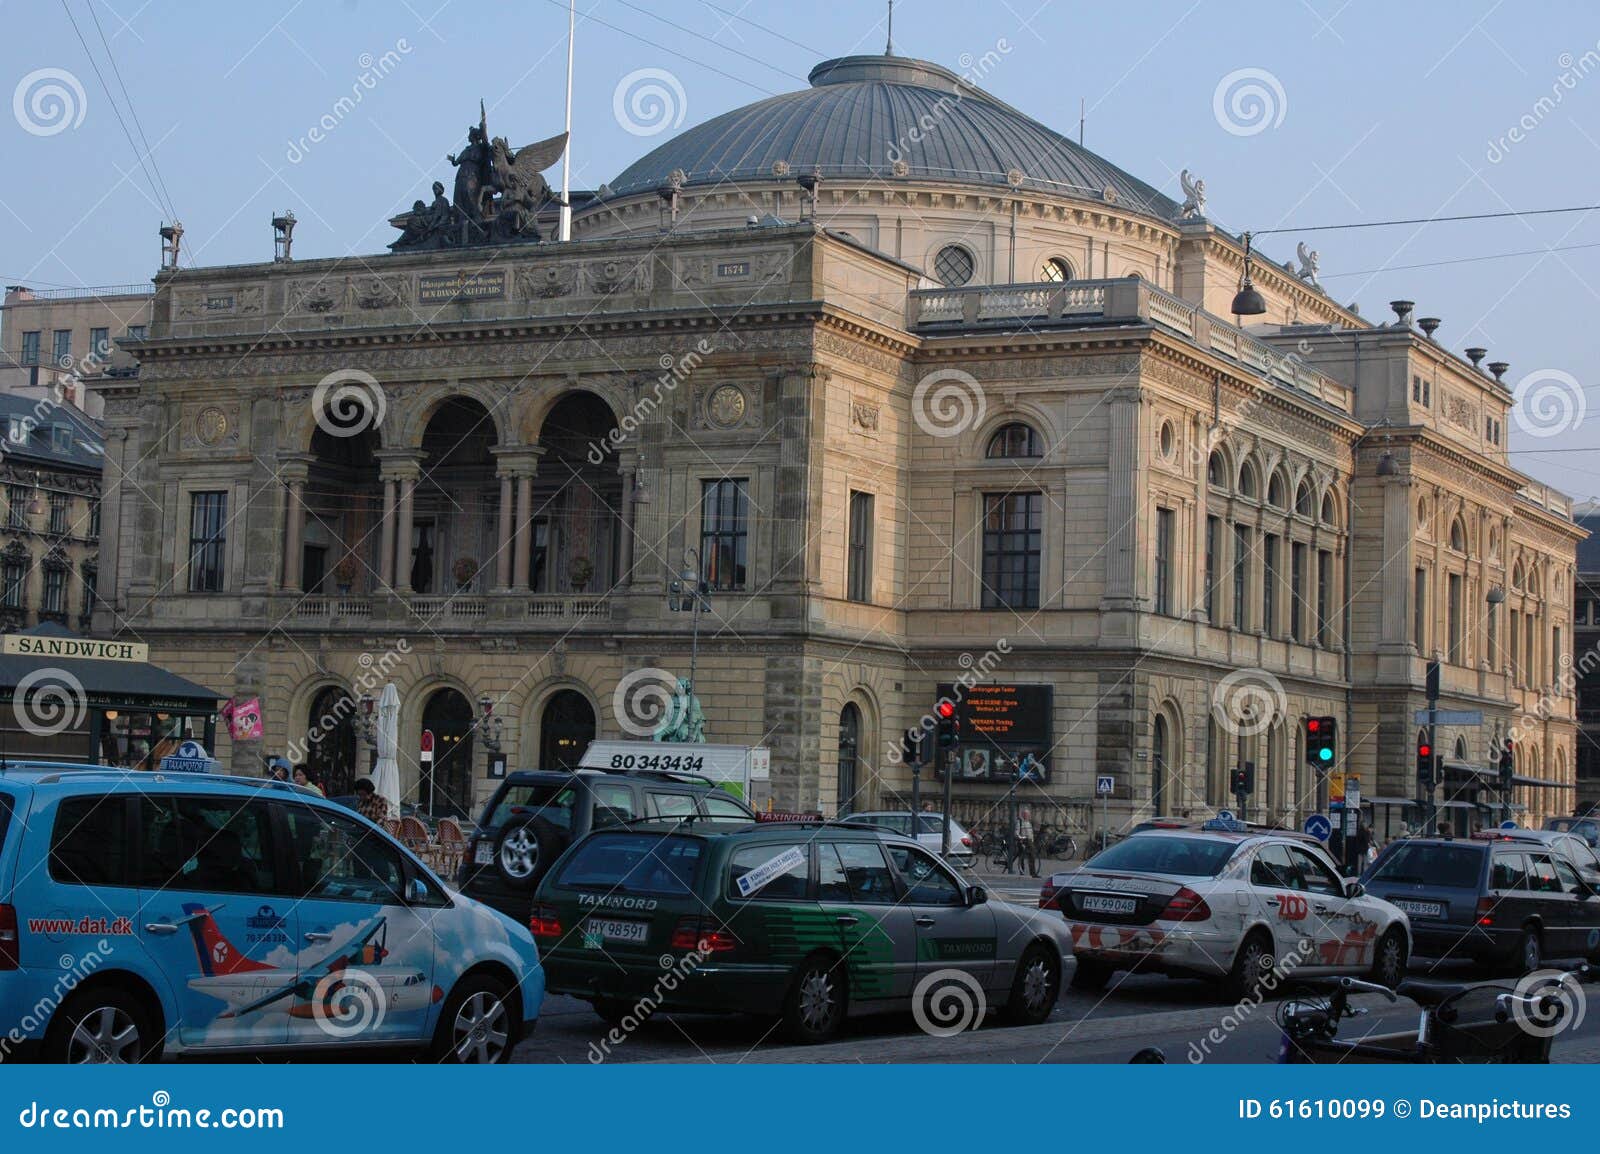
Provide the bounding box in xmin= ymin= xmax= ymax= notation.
xmin=667 ymin=548 xmax=712 ymax=692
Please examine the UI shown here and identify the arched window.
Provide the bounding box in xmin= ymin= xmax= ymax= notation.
xmin=1267 ymin=472 xmax=1286 ymax=509
xmin=836 ymin=703 xmax=861 ymax=816
xmin=1237 ymin=462 xmax=1258 ymax=499
xmin=1321 ymin=492 xmax=1337 ymax=526
xmin=1207 ymin=451 xmax=1227 ymax=489
xmin=934 ymin=244 xmax=975 ymax=287
xmin=1038 ymin=256 xmax=1074 ymax=282
xmin=1152 ymin=714 xmax=1170 ymax=816
xmin=1512 ymin=560 xmax=1524 ymax=591
xmin=1454 ymin=735 xmax=1468 ymax=760
xmin=1295 ymin=480 xmax=1313 ymax=516
xmin=986 ymin=422 xmax=1042 ymax=459
xmin=1449 ymin=518 xmax=1467 ymax=554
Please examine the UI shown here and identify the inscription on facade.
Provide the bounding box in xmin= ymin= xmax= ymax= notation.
xmin=418 ymin=270 xmax=506 ymax=303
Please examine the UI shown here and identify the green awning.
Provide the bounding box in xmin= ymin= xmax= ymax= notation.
xmin=0 ymin=623 xmax=221 ymax=713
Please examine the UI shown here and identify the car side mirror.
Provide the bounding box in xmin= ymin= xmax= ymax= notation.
xmin=966 ymin=884 xmax=988 ymax=907
xmin=404 ymin=877 xmax=427 ymax=904
xmin=1344 ymin=880 xmax=1364 ymax=899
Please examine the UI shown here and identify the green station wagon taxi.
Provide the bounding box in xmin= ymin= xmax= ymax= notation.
xmin=530 ymin=822 xmax=1070 ymax=1043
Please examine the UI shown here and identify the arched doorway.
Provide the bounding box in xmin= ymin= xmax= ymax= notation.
xmin=836 ymin=704 xmax=861 ymax=816
xmin=420 ymin=688 xmax=474 ymax=818
xmin=533 ymin=393 xmax=622 ymax=593
xmin=304 ymin=685 xmax=359 ymax=797
xmin=1152 ymin=715 xmax=1170 ymax=816
xmin=540 ymin=690 xmax=595 ymax=770
xmin=303 ymin=417 xmax=382 ymax=593
xmin=415 ymin=397 xmax=500 ymax=595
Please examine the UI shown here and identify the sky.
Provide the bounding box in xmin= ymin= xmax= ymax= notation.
xmin=4 ymin=0 xmax=1599 ymax=499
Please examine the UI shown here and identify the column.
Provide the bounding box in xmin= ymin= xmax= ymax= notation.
xmin=1100 ymin=387 xmax=1143 ymax=611
xmin=379 ymin=477 xmax=398 ymax=589
xmin=278 ymin=455 xmax=312 ymax=594
xmin=512 ymin=471 xmax=533 ymax=589
xmin=396 ymin=474 xmax=416 ymax=594
xmin=495 ymin=472 xmax=515 ymax=590
xmin=283 ymin=479 xmax=305 ymax=592
xmin=1379 ymin=475 xmax=1413 ymax=650
xmin=618 ymin=464 xmax=637 ymax=587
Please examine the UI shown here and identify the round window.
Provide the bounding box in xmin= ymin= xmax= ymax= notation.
xmin=1158 ymin=420 xmax=1174 ymax=458
xmin=934 ymin=245 xmax=975 ymax=287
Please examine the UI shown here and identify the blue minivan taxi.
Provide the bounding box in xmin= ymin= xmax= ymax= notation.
xmin=0 ymin=764 xmax=543 ymax=1063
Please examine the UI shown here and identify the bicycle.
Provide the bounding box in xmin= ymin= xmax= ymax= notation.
xmin=1037 ymin=824 xmax=1078 ymax=860
xmin=1274 ymin=970 xmax=1584 ymax=1064
xmin=1129 ymin=965 xmax=1587 ymax=1064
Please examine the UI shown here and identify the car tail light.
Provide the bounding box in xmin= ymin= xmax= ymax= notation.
xmin=1159 ymin=886 xmax=1212 ymax=922
xmin=961 ymin=834 xmax=975 ymax=849
xmin=1476 ymin=896 xmax=1496 ymax=927
xmin=671 ymin=916 xmax=736 ymax=952
xmin=1038 ymin=882 xmax=1059 ymax=910
xmin=0 ymin=905 xmax=17 ymax=970
xmin=528 ymin=904 xmax=563 ymax=939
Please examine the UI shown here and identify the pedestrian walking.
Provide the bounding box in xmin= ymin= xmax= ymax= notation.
xmin=1012 ymin=806 xmax=1040 ymax=878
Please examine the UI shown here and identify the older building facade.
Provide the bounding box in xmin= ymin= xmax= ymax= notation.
xmin=94 ymin=53 xmax=1582 ymax=828
xmin=1 ymin=284 xmax=151 ymax=418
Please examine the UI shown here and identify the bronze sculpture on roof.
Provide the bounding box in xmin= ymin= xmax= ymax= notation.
xmin=389 ymin=99 xmax=567 ymax=251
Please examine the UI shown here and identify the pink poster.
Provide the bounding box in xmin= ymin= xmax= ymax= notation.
xmin=225 ymin=696 xmax=263 ymax=741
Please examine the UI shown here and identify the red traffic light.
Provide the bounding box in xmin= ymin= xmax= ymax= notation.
xmin=1306 ymin=719 xmax=1320 ymax=733
xmin=1418 ymin=743 xmax=1431 ymax=758
xmin=936 ymin=700 xmax=956 ymax=719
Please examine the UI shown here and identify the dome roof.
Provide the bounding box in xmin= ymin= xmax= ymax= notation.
xmin=608 ymin=55 xmax=1179 ymax=220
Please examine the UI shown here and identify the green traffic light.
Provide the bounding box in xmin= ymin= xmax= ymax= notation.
xmin=1318 ymin=748 xmax=1333 ymax=761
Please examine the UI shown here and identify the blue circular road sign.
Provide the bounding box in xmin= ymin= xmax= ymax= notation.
xmin=1303 ymin=813 xmax=1333 ymax=841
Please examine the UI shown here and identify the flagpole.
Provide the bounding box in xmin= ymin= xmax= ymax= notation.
xmin=559 ymin=0 xmax=575 ymax=242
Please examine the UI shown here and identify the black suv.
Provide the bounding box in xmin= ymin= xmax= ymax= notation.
xmin=457 ymin=769 xmax=756 ymax=917
xmin=1362 ymin=836 xmax=1600 ymax=973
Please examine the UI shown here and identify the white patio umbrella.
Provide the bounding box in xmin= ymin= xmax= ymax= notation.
xmin=371 ymin=682 xmax=402 ymax=820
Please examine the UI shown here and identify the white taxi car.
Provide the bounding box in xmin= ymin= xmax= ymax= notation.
xmin=1040 ymin=822 xmax=1411 ymax=999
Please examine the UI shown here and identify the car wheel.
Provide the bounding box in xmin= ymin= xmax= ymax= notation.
xmin=782 ymin=956 xmax=845 ymax=1044
xmin=1002 ymin=944 xmax=1061 ymax=1025
xmin=1223 ymin=931 xmax=1275 ymax=1002
xmin=1370 ymin=927 xmax=1408 ymax=988
xmin=431 ymin=974 xmax=515 ymax=1064
xmin=1512 ymin=927 xmax=1542 ymax=976
xmin=494 ymin=816 xmax=559 ymax=890
xmin=44 ymin=987 xmax=159 ymax=1064
xmin=1069 ymin=958 xmax=1113 ymax=992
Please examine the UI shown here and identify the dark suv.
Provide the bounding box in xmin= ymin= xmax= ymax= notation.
xmin=457 ymin=769 xmax=756 ymax=918
xmin=1362 ymin=836 xmax=1600 ymax=973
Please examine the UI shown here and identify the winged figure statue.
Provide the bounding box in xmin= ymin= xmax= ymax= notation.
xmin=488 ymin=131 xmax=569 ymax=241
xmin=390 ymin=102 xmax=568 ymax=250
xmin=1179 ymin=169 xmax=1206 ymax=220
xmin=1296 ymin=241 xmax=1321 ymax=287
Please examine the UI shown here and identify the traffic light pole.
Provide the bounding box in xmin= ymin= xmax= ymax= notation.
xmin=909 ymin=740 xmax=922 ymax=826
xmin=940 ymin=750 xmax=953 ymax=855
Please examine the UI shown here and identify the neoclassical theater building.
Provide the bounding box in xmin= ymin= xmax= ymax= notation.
xmin=94 ymin=52 xmax=1582 ymax=829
